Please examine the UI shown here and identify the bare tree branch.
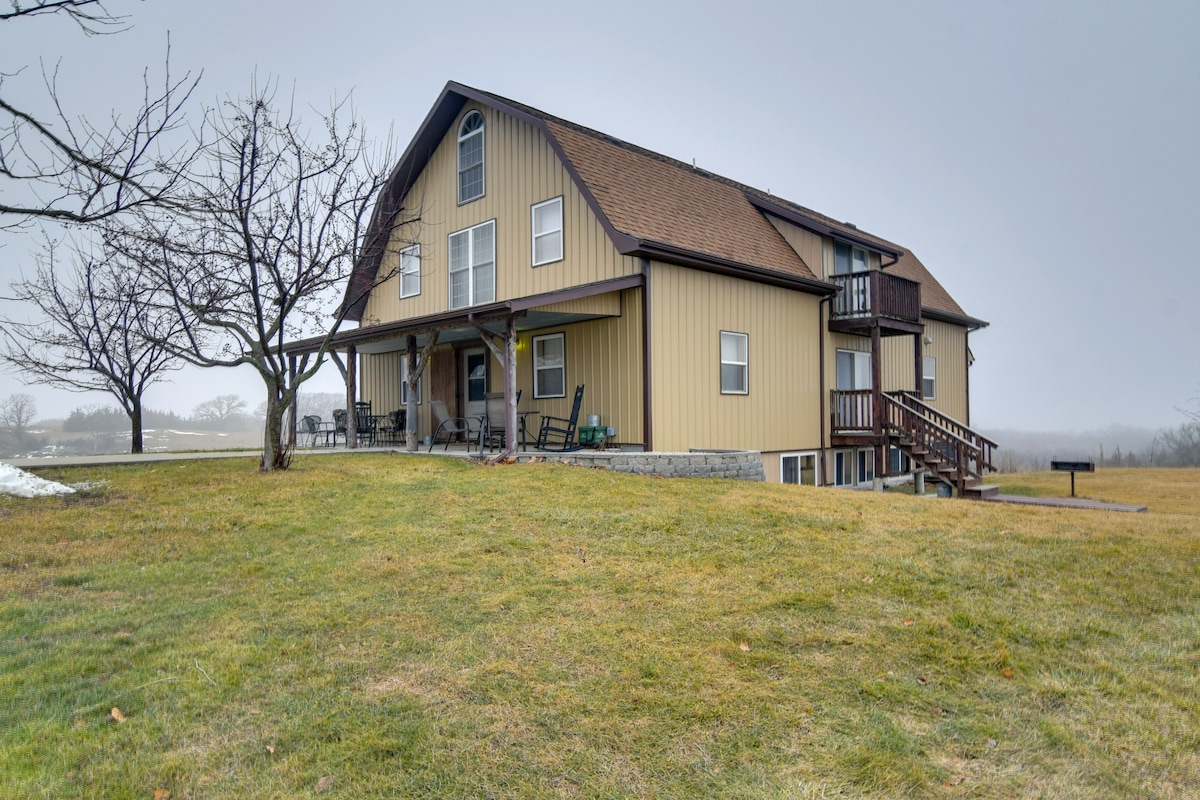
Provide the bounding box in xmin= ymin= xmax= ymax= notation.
xmin=1 ymin=0 xmax=127 ymax=33
xmin=105 ymin=79 xmax=405 ymax=470
xmin=0 ymin=235 xmax=186 ymax=452
xmin=1 ymin=5 xmax=201 ymax=227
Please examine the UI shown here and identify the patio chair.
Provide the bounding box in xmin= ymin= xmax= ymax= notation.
xmin=429 ymin=399 xmax=482 ymax=451
xmin=354 ymin=401 xmax=376 ymax=446
xmin=300 ymin=414 xmax=334 ymax=448
xmin=377 ymin=409 xmax=406 ymax=446
xmin=331 ymin=408 xmax=347 ymax=447
xmin=482 ymin=390 xmax=523 ymax=452
xmin=536 ymin=384 xmax=585 ymax=452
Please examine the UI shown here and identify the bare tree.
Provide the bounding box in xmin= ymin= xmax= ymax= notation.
xmin=192 ymin=394 xmax=247 ymax=427
xmin=0 ymin=237 xmax=185 ymax=453
xmin=109 ymin=81 xmax=402 ymax=471
xmin=1 ymin=1 xmax=200 ymax=227
xmin=0 ymin=391 xmax=36 ymax=445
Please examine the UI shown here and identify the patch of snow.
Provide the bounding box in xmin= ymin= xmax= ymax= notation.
xmin=0 ymin=462 xmax=76 ymax=497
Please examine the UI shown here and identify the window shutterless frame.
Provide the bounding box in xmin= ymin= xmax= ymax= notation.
xmin=531 ymin=196 xmax=564 ymax=266
xmin=720 ymin=331 xmax=748 ymax=394
xmin=457 ymin=111 xmax=485 ymax=204
xmin=923 ymin=356 xmax=936 ymax=399
xmin=448 ymin=220 xmax=496 ymax=310
xmin=532 ymin=332 xmax=566 ymax=398
xmin=780 ymin=452 xmax=818 ymax=486
xmin=400 ymin=358 xmax=421 ymax=404
xmin=399 ymin=244 xmax=420 ymax=298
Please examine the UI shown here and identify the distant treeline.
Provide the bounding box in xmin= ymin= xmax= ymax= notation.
xmin=63 ymin=405 xmax=188 ymax=432
xmin=988 ymin=417 xmax=1200 ymax=471
xmin=59 ymin=392 xmax=350 ymax=434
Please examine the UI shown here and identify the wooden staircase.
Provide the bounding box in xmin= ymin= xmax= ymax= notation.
xmin=883 ymin=392 xmax=999 ymax=499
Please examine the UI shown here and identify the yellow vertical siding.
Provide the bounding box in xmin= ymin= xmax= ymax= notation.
xmin=361 ymin=103 xmax=641 ymax=326
xmin=878 ymin=318 xmax=968 ymax=421
xmin=647 ymin=263 xmax=822 ymax=452
xmin=502 ymin=289 xmax=644 ymax=445
xmin=766 ymin=216 xmax=824 ymax=275
xmin=881 ymin=334 xmax=919 ymax=394
xmin=361 ymin=289 xmax=643 ymax=445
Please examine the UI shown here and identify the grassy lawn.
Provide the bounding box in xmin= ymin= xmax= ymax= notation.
xmin=2 ymin=457 xmax=1198 ymax=799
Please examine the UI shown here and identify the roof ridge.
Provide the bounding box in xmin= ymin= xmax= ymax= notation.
xmin=464 ymin=84 xmax=906 ymax=255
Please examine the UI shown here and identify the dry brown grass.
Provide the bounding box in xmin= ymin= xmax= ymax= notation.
xmin=1 ymin=457 xmax=1197 ymax=798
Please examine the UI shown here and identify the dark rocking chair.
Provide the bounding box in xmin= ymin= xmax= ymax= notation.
xmin=536 ymin=384 xmax=585 ymax=452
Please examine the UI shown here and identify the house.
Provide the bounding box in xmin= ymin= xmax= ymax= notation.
xmin=291 ymin=81 xmax=995 ymax=493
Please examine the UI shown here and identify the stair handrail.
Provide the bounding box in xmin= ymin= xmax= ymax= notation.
xmin=883 ymin=394 xmax=987 ymax=492
xmin=886 ymin=391 xmax=997 ymax=472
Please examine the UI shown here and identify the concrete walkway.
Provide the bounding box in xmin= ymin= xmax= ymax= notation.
xmin=984 ymin=494 xmax=1147 ymax=513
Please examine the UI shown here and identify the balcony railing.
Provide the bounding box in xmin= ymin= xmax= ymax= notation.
xmin=829 ymin=271 xmax=921 ymax=324
xmin=831 ymin=389 xmax=874 ymax=432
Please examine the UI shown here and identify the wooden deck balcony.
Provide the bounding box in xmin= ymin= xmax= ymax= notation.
xmin=828 ymin=271 xmax=922 ymax=335
xmin=830 ymin=389 xmax=875 ymax=433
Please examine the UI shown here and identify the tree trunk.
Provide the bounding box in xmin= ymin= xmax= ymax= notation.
xmin=346 ymin=345 xmax=358 ymax=449
xmin=261 ymin=390 xmax=291 ymax=472
xmin=130 ymin=400 xmax=144 ymax=454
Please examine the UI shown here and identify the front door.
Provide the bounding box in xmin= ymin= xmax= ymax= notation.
xmin=463 ymin=348 xmax=488 ymax=420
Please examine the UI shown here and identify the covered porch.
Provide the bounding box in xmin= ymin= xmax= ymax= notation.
xmin=284 ymin=276 xmax=645 ymax=459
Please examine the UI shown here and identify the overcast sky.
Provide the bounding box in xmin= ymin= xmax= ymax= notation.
xmin=1 ymin=0 xmax=1197 ymax=432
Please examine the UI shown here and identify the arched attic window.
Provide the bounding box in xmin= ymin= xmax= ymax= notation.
xmin=457 ymin=111 xmax=485 ymax=204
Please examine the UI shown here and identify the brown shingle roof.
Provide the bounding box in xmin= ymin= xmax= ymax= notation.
xmin=344 ymin=82 xmax=981 ymax=326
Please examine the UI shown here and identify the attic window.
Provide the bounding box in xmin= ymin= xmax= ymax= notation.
xmin=457 ymin=111 xmax=485 ymax=204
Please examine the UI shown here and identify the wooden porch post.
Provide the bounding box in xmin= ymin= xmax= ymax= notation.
xmin=504 ymin=315 xmax=518 ymax=455
xmin=468 ymin=313 xmax=519 ymax=462
xmin=406 ymin=336 xmax=418 ymax=452
xmin=914 ymin=330 xmax=924 ymax=400
xmin=346 ymin=345 xmax=358 ymax=449
xmin=287 ymin=355 xmax=298 ymax=450
xmin=871 ymin=324 xmax=884 ymax=491
xmin=405 ymin=331 xmax=440 ymax=452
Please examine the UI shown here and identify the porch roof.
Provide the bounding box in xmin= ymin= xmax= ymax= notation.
xmin=287 ymin=274 xmax=642 ymax=357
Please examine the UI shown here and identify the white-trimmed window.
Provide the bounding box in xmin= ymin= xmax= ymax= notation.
xmin=923 ymin=356 xmax=936 ymax=399
xmin=834 ymin=241 xmax=870 ymax=275
xmin=833 ymin=450 xmax=854 ymax=487
xmin=400 ymin=358 xmax=421 ymax=405
xmin=457 ymin=111 xmax=485 ymax=204
xmin=399 ymin=244 xmax=420 ymax=298
xmin=834 ymin=448 xmax=874 ymax=487
xmin=781 ymin=452 xmax=817 ymax=486
xmin=857 ymin=448 xmax=875 ymax=484
xmin=836 ymin=349 xmax=872 ymax=390
xmin=532 ymin=197 xmax=564 ymax=266
xmin=448 ymin=220 xmax=495 ymax=309
xmin=533 ymin=333 xmax=566 ymax=398
xmin=720 ymin=331 xmax=748 ymax=394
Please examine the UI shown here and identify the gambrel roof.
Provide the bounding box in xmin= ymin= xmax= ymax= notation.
xmin=344 ymin=82 xmax=984 ymax=328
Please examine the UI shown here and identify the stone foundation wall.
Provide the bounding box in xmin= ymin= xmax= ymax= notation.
xmin=517 ymin=449 xmax=765 ymax=481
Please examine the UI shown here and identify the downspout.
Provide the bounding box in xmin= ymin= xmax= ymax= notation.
xmin=964 ymin=330 xmax=971 ymax=426
xmin=818 ymin=294 xmax=830 ymax=486
xmin=641 ymin=258 xmax=653 ymax=451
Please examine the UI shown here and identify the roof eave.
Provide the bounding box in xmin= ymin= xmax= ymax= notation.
xmin=923 ymin=307 xmax=989 ymax=331
xmin=629 ymin=239 xmax=837 ymax=296
xmin=746 ymin=193 xmax=904 ymax=260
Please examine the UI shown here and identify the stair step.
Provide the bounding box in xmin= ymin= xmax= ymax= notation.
xmin=962 ymin=484 xmax=1000 ymax=499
